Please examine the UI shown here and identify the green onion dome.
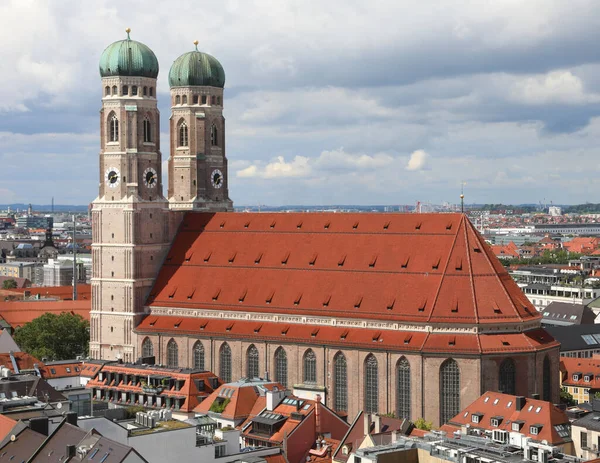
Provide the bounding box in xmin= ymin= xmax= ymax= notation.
xmin=168 ymin=42 xmax=225 ymax=88
xmin=99 ymin=29 xmax=159 ymax=79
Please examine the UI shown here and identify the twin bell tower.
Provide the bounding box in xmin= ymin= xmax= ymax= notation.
xmin=90 ymin=30 xmax=232 ymax=361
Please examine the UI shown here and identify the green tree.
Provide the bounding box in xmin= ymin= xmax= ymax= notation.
xmin=14 ymin=312 xmax=89 ymax=360
xmin=2 ymin=279 xmax=17 ymax=290
xmin=560 ymin=388 xmax=576 ymax=406
xmin=414 ymin=417 xmax=433 ymax=431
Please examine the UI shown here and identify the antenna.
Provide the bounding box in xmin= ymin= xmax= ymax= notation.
xmin=460 ymin=181 xmax=466 ymax=213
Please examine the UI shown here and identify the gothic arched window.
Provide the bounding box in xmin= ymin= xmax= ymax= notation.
xmin=112 ymin=85 xmax=117 ymax=95
xmin=142 ymin=337 xmax=153 ymax=358
xmin=210 ymin=125 xmax=218 ymax=146
xmin=167 ymin=339 xmax=178 ymax=368
xmin=132 ymin=85 xmax=138 ymax=96
xmin=105 ymin=86 xmax=110 ymax=96
xmin=303 ymin=349 xmax=317 ymax=384
xmin=499 ymin=358 xmax=516 ymax=395
xmin=143 ymin=86 xmax=148 ymax=96
xmin=176 ymin=95 xmax=181 ymax=105
xmin=122 ymin=85 xmax=128 ymax=96
xmin=274 ymin=347 xmax=287 ymax=387
xmin=543 ymin=355 xmax=552 ymax=401
xmin=193 ymin=341 xmax=204 ymax=370
xmin=247 ymin=345 xmax=259 ymax=378
xmin=109 ymin=114 xmax=119 ymax=142
xmin=143 ymin=117 xmax=152 ymax=143
xmin=334 ymin=352 xmax=347 ymax=412
xmin=440 ymin=359 xmax=460 ymax=424
xmin=182 ymin=95 xmax=187 ymax=105
xmin=178 ymin=121 xmax=188 ymax=147
xmin=193 ymin=95 xmax=199 ymax=104
xmin=220 ymin=343 xmax=232 ymax=383
xmin=396 ymin=357 xmax=411 ymax=420
xmin=149 ymin=87 xmax=154 ymax=97
xmin=365 ymin=354 xmax=379 ymax=413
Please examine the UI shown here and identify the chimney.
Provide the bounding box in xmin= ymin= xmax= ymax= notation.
xmin=28 ymin=417 xmax=49 ymax=436
xmin=373 ymin=414 xmax=382 ymax=434
xmin=516 ymin=396 xmax=526 ymax=411
xmin=364 ymin=413 xmax=371 ymax=435
xmin=66 ymin=444 xmax=76 ymax=459
xmin=266 ymin=390 xmax=285 ymax=411
xmin=316 ymin=439 xmax=321 ymax=450
xmin=392 ymin=430 xmax=399 ymax=443
xmin=531 ymin=393 xmax=540 ymax=400
xmin=65 ymin=411 xmax=77 ymax=426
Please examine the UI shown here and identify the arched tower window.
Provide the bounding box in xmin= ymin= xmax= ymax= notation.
xmin=109 ymin=114 xmax=119 ymax=142
xmin=182 ymin=95 xmax=187 ymax=105
xmin=365 ymin=354 xmax=379 ymax=413
xmin=201 ymin=95 xmax=207 ymax=104
xmin=211 ymin=95 xmax=216 ymax=105
xmin=176 ymin=95 xmax=181 ymax=105
xmin=143 ymin=86 xmax=148 ymax=96
xmin=220 ymin=343 xmax=232 ymax=383
xmin=334 ymin=352 xmax=347 ymax=413
xmin=143 ymin=117 xmax=152 ymax=143
xmin=217 ymin=96 xmax=221 ymax=105
xmin=274 ymin=347 xmax=287 ymax=387
xmin=303 ymin=349 xmax=317 ymax=384
xmin=543 ymin=356 xmax=552 ymax=401
xmin=210 ymin=125 xmax=218 ymax=146
xmin=440 ymin=359 xmax=460 ymax=424
xmin=178 ymin=121 xmax=188 ymax=147
xmin=142 ymin=337 xmax=153 ymax=358
xmin=499 ymin=358 xmax=516 ymax=395
xmin=132 ymin=85 xmax=138 ymax=96
xmin=396 ymin=357 xmax=411 ymax=420
xmin=122 ymin=85 xmax=128 ymax=96
xmin=247 ymin=345 xmax=259 ymax=378
xmin=112 ymin=85 xmax=117 ymax=95
xmin=149 ymin=87 xmax=154 ymax=97
xmin=193 ymin=95 xmax=199 ymax=104
xmin=167 ymin=339 xmax=178 ymax=368
xmin=193 ymin=341 xmax=204 ymax=370
xmin=105 ymin=86 xmax=110 ymax=96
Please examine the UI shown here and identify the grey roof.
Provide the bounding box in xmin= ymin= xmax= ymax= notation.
xmin=541 ymin=302 xmax=597 ymax=326
xmin=573 ymin=411 xmax=600 ymax=432
xmin=545 ymin=324 xmax=600 ymax=351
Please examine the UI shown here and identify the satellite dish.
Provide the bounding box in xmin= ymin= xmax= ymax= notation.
xmin=57 ymin=403 xmax=62 ymax=409
xmin=10 ymin=435 xmax=15 ymax=442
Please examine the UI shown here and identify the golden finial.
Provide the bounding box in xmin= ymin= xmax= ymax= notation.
xmin=125 ymin=27 xmax=131 ymax=39
xmin=193 ymin=40 xmax=199 ymax=51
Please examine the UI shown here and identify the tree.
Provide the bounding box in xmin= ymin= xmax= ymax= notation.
xmin=14 ymin=312 xmax=89 ymax=361
xmin=414 ymin=417 xmax=433 ymax=431
xmin=2 ymin=279 xmax=17 ymax=290
xmin=560 ymin=389 xmax=576 ymax=406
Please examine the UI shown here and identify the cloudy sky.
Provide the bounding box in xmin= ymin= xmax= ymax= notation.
xmin=2 ymin=0 xmax=600 ymax=206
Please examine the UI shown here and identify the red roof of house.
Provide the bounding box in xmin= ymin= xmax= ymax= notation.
xmin=560 ymin=357 xmax=600 ymax=388
xmin=0 ymin=352 xmax=43 ymax=372
xmin=490 ymin=242 xmax=520 ymax=259
xmin=563 ymin=237 xmax=599 ymax=254
xmin=86 ymin=364 xmax=220 ymax=412
xmin=0 ymin=300 xmax=90 ymax=327
xmin=41 ymin=361 xmax=84 ymax=379
xmin=0 ymin=415 xmax=17 ymax=442
xmin=194 ymin=380 xmax=283 ymax=420
xmin=136 ymin=315 xmax=557 ymax=355
xmin=10 ymin=285 xmax=91 ymax=300
xmin=147 ymin=212 xmax=538 ymax=326
xmin=443 ymin=391 xmax=571 ymax=445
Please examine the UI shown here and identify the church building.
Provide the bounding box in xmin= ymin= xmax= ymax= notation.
xmin=90 ymin=31 xmax=560 ymax=427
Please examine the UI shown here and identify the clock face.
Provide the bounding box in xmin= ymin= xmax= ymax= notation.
xmin=105 ymin=167 xmax=120 ymax=188
xmin=211 ymin=169 xmax=224 ymax=189
xmin=143 ymin=167 xmax=158 ymax=188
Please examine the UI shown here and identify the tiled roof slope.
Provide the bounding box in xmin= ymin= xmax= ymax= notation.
xmin=560 ymin=357 xmax=600 ymax=388
xmin=148 ymin=212 xmax=538 ymax=326
xmin=0 ymin=300 xmax=90 ymax=328
xmin=442 ymin=391 xmax=571 ymax=445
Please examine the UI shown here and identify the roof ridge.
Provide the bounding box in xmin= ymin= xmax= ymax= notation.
xmin=461 ymin=215 xmax=479 ymax=325
xmin=427 ymin=215 xmax=463 ymax=323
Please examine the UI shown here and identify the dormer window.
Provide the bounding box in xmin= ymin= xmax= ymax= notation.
xmin=584 ymin=375 xmax=591 ymax=382
xmin=530 ymin=425 xmax=541 ymax=435
xmin=471 ymin=413 xmax=482 ymax=424
xmin=491 ymin=418 xmax=501 ymax=427
xmin=573 ymin=374 xmax=580 ymax=381
xmin=512 ymin=421 xmax=523 ymax=432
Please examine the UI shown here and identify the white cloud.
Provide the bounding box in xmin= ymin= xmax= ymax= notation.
xmin=406 ymin=150 xmax=429 ymax=171
xmin=510 ymin=70 xmax=600 ymax=105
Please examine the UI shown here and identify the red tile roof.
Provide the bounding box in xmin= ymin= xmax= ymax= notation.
xmin=10 ymin=285 xmax=91 ymax=300
xmin=0 ymin=415 xmax=17 ymax=442
xmin=136 ymin=315 xmax=557 ymax=355
xmin=194 ymin=380 xmax=283 ymax=420
xmin=560 ymin=357 xmax=600 ymax=388
xmin=147 ymin=213 xmax=539 ymax=326
xmin=443 ymin=391 xmax=571 ymax=445
xmin=0 ymin=300 xmax=90 ymax=327
xmin=41 ymin=361 xmax=83 ymax=379
xmin=0 ymin=352 xmax=43 ymax=372
xmin=86 ymin=364 xmax=220 ymax=412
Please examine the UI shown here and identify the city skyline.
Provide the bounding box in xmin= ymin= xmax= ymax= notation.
xmin=2 ymin=1 xmax=600 ymax=205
